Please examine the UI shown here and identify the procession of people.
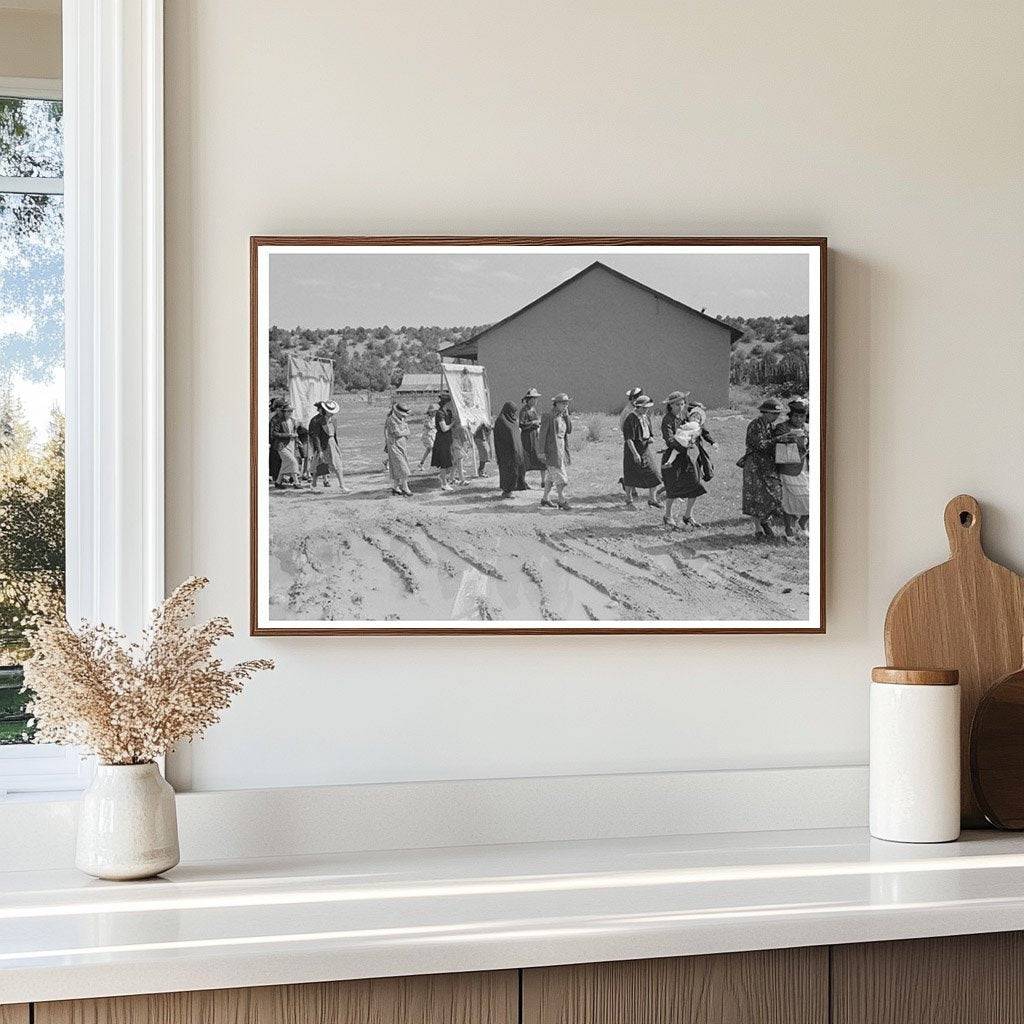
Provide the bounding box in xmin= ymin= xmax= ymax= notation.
xmin=269 ymin=385 xmax=810 ymax=541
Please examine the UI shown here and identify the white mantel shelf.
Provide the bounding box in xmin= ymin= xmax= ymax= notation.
xmin=4 ymin=826 xmax=1024 ymax=1005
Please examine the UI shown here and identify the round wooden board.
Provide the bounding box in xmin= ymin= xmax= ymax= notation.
xmin=970 ymin=664 xmax=1024 ymax=829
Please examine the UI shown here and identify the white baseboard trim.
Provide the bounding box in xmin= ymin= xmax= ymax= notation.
xmin=0 ymin=765 xmax=867 ymax=872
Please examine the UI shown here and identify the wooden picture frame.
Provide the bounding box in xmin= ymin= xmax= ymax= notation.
xmin=251 ymin=236 xmax=827 ymax=635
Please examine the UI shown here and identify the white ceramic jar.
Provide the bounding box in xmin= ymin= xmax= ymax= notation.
xmin=869 ymin=667 xmax=960 ymax=843
xmin=76 ymin=762 xmax=180 ymax=880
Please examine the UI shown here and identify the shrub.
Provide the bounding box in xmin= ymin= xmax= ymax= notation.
xmin=582 ymin=413 xmax=616 ymax=443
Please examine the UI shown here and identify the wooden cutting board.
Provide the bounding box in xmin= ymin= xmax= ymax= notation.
xmin=884 ymin=494 xmax=1024 ymax=826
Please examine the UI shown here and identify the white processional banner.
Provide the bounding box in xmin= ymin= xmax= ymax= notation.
xmin=287 ymin=355 xmax=334 ymax=427
xmin=442 ymin=363 xmax=490 ymax=432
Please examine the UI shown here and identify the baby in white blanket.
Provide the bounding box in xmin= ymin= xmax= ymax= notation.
xmin=664 ymin=406 xmax=709 ymax=467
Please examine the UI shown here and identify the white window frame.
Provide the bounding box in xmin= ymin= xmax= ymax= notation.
xmin=0 ymin=0 xmax=165 ymax=798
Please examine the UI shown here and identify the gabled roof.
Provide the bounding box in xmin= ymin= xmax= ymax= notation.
xmin=443 ymin=261 xmax=743 ymax=359
xmin=396 ymin=372 xmax=444 ymax=392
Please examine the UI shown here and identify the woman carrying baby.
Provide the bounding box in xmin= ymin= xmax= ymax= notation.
xmin=621 ymin=394 xmax=663 ymax=509
xmin=685 ymin=402 xmax=716 ymax=485
xmin=660 ymin=390 xmax=708 ymax=529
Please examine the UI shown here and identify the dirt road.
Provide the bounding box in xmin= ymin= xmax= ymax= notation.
xmin=266 ymin=398 xmax=811 ymax=624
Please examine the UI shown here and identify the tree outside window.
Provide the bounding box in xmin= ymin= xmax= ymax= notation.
xmin=0 ymin=95 xmax=65 ymax=744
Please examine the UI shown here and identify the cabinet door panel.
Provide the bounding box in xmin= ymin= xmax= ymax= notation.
xmin=36 ymin=970 xmax=517 ymax=1024
xmin=0 ymin=1006 xmax=29 ymax=1024
xmin=832 ymin=932 xmax=1024 ymax=1024
xmin=523 ymin=948 xmax=827 ymax=1024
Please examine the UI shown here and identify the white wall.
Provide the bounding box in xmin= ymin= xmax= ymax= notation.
xmin=164 ymin=0 xmax=1024 ymax=792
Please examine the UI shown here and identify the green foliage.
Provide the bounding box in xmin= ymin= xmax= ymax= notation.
xmin=724 ymin=314 xmax=811 ymax=395
xmin=0 ymin=398 xmax=65 ymax=649
xmin=268 ymin=324 xmax=489 ymax=395
xmin=777 ymin=351 xmax=810 ymax=387
xmin=0 ymin=399 xmax=65 ymax=743
xmin=0 ymin=665 xmax=30 ymax=744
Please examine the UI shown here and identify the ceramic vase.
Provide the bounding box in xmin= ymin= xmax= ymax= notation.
xmin=76 ymin=762 xmax=180 ymax=880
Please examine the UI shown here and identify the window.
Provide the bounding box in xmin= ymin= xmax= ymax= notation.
xmin=0 ymin=7 xmax=166 ymax=798
xmin=0 ymin=81 xmax=82 ymax=796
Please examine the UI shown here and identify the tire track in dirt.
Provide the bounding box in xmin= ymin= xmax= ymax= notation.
xmin=536 ymin=526 xmax=715 ymax=616
xmin=553 ymin=557 xmax=658 ymax=619
xmin=577 ymin=536 xmax=761 ymax=619
xmin=535 ymin=529 xmax=571 ymax=554
xmin=561 ymin=535 xmax=681 ymax=599
xmin=537 ymin=528 xmax=660 ymax=618
xmin=670 ymin=550 xmax=792 ymax=619
xmin=417 ymin=521 xmax=506 ymax=580
xmin=362 ymin=533 xmax=419 ymax=594
xmin=381 ymin=520 xmax=435 ymax=566
xmin=549 ymin=527 xmax=784 ymax=621
xmin=521 ymin=560 xmax=559 ymax=621
xmin=540 ymin=527 xmax=692 ymax=617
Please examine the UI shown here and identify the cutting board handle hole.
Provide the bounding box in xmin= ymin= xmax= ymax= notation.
xmin=960 ymin=511 xmax=975 ymax=527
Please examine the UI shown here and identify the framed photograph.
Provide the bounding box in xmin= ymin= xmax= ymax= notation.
xmin=251 ymin=236 xmax=826 ymax=635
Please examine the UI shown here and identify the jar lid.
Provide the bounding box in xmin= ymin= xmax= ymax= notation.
xmin=871 ymin=666 xmax=959 ymax=686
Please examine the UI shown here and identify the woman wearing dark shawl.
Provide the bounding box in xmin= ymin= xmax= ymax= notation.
xmin=430 ymin=394 xmax=455 ymax=490
xmin=493 ymin=402 xmax=527 ymax=498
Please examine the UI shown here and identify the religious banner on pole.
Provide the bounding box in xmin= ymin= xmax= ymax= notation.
xmin=287 ymin=355 xmax=334 ymax=427
xmin=441 ymin=362 xmax=490 ymax=431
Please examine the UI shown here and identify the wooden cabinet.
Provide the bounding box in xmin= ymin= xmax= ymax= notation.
xmin=522 ymin=948 xmax=828 ymax=1024
xmin=832 ymin=932 xmax=1024 ymax=1024
xmin=23 ymin=932 xmax=1024 ymax=1024
xmin=34 ymin=971 xmax=517 ymax=1024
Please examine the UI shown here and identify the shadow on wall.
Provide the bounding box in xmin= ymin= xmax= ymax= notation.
xmin=826 ymin=249 xmax=873 ymax=636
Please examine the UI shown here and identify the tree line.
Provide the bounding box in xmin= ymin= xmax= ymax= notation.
xmin=268 ymin=314 xmax=812 ymax=396
xmin=268 ymin=324 xmax=488 ymax=394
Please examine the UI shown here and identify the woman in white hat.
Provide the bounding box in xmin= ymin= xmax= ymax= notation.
xmin=539 ymin=393 xmax=573 ymax=510
xmin=619 ymin=386 xmax=645 ymax=432
xmin=518 ymin=388 xmax=544 ymax=486
xmin=308 ymin=399 xmax=350 ymax=492
xmin=620 ymin=394 xmax=663 ymax=509
xmin=385 ymin=402 xmax=414 ymax=496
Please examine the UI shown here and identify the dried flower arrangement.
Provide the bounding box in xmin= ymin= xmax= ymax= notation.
xmin=22 ymin=576 xmax=273 ymax=765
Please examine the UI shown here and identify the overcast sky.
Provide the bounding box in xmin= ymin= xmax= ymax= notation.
xmin=268 ymin=250 xmax=810 ymax=329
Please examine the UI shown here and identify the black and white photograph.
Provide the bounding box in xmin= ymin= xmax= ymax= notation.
xmin=251 ymin=238 xmax=825 ymax=634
